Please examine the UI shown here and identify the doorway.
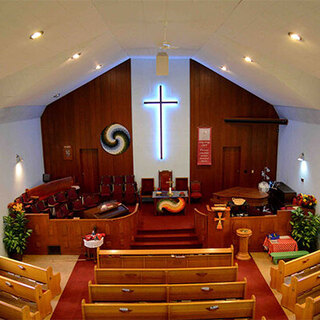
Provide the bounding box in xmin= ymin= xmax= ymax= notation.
xmin=222 ymin=146 xmax=241 ymax=189
xmin=80 ymin=148 xmax=99 ymax=193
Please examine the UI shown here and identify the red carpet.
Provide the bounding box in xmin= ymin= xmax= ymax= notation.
xmin=52 ymin=255 xmax=288 ymax=320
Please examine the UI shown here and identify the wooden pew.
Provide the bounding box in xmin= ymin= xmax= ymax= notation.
xmin=0 ymin=256 xmax=61 ymax=297
xmin=88 ymin=279 xmax=247 ymax=302
xmin=94 ymin=265 xmax=238 ymax=284
xmin=97 ymin=246 xmax=234 ymax=268
xmin=26 ymin=176 xmax=74 ymax=200
xmin=0 ymin=301 xmax=40 ymax=320
xmin=281 ymin=269 xmax=320 ymax=312
xmin=0 ymin=275 xmax=52 ymax=319
xmin=295 ymin=295 xmax=320 ymax=320
xmin=82 ymin=295 xmax=256 ymax=319
xmin=270 ymin=249 xmax=320 ymax=292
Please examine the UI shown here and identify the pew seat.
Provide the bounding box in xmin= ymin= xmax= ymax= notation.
xmin=0 ymin=256 xmax=61 ymax=297
xmin=82 ymin=295 xmax=256 ymax=320
xmin=0 ymin=301 xmax=40 ymax=320
xmin=94 ymin=265 xmax=238 ymax=284
xmin=88 ymin=279 xmax=247 ymax=302
xmin=0 ymin=275 xmax=52 ymax=319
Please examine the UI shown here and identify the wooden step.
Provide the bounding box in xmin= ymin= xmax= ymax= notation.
xmin=131 ymin=240 xmax=202 ymax=249
xmin=135 ymin=233 xmax=198 ymax=242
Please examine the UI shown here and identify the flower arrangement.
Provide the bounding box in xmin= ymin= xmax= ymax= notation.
xmin=294 ymin=193 xmax=317 ymax=209
xmin=3 ymin=202 xmax=32 ymax=259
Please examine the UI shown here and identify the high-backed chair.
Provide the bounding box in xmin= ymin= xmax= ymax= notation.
xmin=113 ymin=175 xmax=124 ymax=185
xmin=66 ymin=188 xmax=78 ymax=202
xmin=101 ymin=175 xmax=113 ymax=186
xmin=100 ymin=184 xmax=112 ymax=201
xmin=158 ymin=170 xmax=173 ymax=191
xmin=175 ymin=177 xmax=189 ymax=191
xmin=190 ymin=181 xmax=202 ymax=203
xmin=123 ymin=183 xmax=138 ymax=204
xmin=112 ymin=184 xmax=123 ymax=202
xmin=140 ymin=178 xmax=154 ymax=203
xmin=55 ymin=191 xmax=67 ymax=204
xmin=124 ymin=175 xmax=135 ymax=184
xmin=36 ymin=200 xmax=51 ymax=214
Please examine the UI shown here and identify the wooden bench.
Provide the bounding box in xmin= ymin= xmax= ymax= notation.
xmin=270 ymin=251 xmax=309 ymax=264
xmin=0 ymin=256 xmax=61 ymax=297
xmin=0 ymin=301 xmax=40 ymax=320
xmin=0 ymin=275 xmax=52 ymax=319
xmin=94 ymin=265 xmax=238 ymax=284
xmin=88 ymin=279 xmax=247 ymax=302
xmin=295 ymin=295 xmax=320 ymax=320
xmin=81 ymin=295 xmax=256 ymax=319
xmin=281 ymin=269 xmax=320 ymax=312
xmin=270 ymin=249 xmax=320 ymax=292
xmin=97 ymin=246 xmax=234 ymax=268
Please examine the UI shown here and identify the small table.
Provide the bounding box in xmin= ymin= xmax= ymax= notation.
xmin=236 ymin=228 xmax=252 ymax=260
xmin=83 ymin=237 xmax=104 ymax=261
xmin=263 ymin=235 xmax=298 ymax=254
xmin=152 ymin=191 xmax=188 ymax=215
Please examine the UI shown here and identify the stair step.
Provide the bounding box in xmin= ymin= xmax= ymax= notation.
xmin=131 ymin=240 xmax=202 ymax=249
xmin=137 ymin=228 xmax=196 ymax=235
xmin=135 ymin=233 xmax=198 ymax=242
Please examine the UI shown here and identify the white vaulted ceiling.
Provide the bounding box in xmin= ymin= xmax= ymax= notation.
xmin=0 ymin=0 xmax=319 ymax=122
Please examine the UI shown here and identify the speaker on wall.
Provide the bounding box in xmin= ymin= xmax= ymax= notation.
xmin=43 ymin=173 xmax=51 ymax=183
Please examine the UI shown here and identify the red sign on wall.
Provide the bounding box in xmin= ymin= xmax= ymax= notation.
xmin=197 ymin=127 xmax=212 ymax=166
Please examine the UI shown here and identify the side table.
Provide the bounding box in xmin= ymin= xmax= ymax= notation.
xmin=83 ymin=237 xmax=104 ymax=261
xmin=236 ymin=228 xmax=252 ymax=260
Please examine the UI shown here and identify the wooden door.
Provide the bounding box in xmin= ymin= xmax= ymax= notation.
xmin=80 ymin=149 xmax=99 ymax=193
xmin=222 ymin=147 xmax=241 ymax=189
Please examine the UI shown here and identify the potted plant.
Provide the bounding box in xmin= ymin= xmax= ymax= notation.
xmin=290 ymin=207 xmax=320 ymax=251
xmin=3 ymin=202 xmax=32 ymax=260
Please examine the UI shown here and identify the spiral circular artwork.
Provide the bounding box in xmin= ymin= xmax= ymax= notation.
xmin=100 ymin=123 xmax=130 ymax=155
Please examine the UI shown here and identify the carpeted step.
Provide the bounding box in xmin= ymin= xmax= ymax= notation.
xmin=137 ymin=228 xmax=196 ymax=235
xmin=131 ymin=240 xmax=202 ymax=249
xmin=135 ymin=233 xmax=198 ymax=242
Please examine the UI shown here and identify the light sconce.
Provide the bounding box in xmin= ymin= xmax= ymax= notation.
xmin=297 ymin=153 xmax=305 ymax=161
xmin=16 ymin=154 xmax=23 ymax=163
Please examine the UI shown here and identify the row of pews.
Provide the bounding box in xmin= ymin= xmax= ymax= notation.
xmin=82 ymin=246 xmax=260 ymax=319
xmin=270 ymin=249 xmax=320 ymax=319
xmin=0 ymin=256 xmax=61 ymax=320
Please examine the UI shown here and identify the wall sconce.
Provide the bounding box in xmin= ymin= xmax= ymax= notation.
xmin=16 ymin=154 xmax=23 ymax=163
xmin=297 ymin=153 xmax=305 ymax=161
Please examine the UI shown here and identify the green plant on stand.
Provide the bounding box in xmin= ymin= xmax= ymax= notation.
xmin=3 ymin=202 xmax=32 ymax=260
xmin=290 ymin=207 xmax=320 ymax=251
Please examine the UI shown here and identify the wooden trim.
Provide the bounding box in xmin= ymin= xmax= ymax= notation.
xmin=224 ymin=118 xmax=288 ymax=125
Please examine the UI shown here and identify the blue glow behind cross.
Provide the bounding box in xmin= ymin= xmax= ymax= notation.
xmin=144 ymin=85 xmax=178 ymax=160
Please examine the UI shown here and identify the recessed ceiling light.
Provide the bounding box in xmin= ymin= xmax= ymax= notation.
xmin=288 ymin=32 xmax=302 ymax=41
xmin=96 ymin=64 xmax=102 ymax=70
xmin=71 ymin=53 xmax=81 ymax=60
xmin=53 ymin=93 xmax=60 ymax=98
xmin=30 ymin=31 xmax=44 ymax=40
xmin=244 ymin=56 xmax=253 ymax=63
xmin=220 ymin=65 xmax=227 ymax=71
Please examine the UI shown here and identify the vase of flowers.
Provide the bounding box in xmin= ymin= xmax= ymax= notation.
xmin=3 ymin=202 xmax=32 ymax=260
xmin=294 ymin=193 xmax=317 ymax=214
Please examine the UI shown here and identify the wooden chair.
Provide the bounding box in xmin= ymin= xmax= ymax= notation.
xmin=175 ymin=177 xmax=189 ymax=191
xmin=158 ymin=170 xmax=173 ymax=191
xmin=190 ymin=181 xmax=202 ymax=202
xmin=140 ymin=178 xmax=154 ymax=203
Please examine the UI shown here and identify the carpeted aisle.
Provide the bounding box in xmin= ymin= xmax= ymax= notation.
xmin=52 ymin=255 xmax=288 ymax=320
xmin=51 ymin=258 xmax=95 ymax=320
xmin=237 ymin=258 xmax=287 ymax=320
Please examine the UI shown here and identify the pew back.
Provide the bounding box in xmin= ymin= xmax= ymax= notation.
xmin=94 ymin=265 xmax=238 ymax=284
xmin=81 ymin=296 xmax=256 ymax=320
xmin=88 ymin=279 xmax=247 ymax=302
xmin=0 ymin=301 xmax=40 ymax=320
xmin=270 ymin=249 xmax=320 ymax=292
xmin=97 ymin=247 xmax=234 ymax=268
xmin=0 ymin=256 xmax=61 ymax=297
xmin=295 ymin=295 xmax=320 ymax=320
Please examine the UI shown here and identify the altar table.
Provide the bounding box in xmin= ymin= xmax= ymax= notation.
xmin=152 ymin=191 xmax=188 ymax=215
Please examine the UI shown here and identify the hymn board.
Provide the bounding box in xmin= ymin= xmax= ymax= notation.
xmin=144 ymin=85 xmax=178 ymax=159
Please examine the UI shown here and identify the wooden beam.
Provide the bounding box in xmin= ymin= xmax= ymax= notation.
xmin=224 ymin=118 xmax=288 ymax=125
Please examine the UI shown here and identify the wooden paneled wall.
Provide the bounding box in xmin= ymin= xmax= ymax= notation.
xmin=41 ymin=60 xmax=132 ymax=192
xmin=190 ymin=60 xmax=279 ymax=200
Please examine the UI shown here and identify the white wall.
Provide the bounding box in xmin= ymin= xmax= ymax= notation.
xmin=277 ymin=120 xmax=320 ymax=205
xmin=0 ymin=118 xmax=44 ymax=256
xmin=131 ymin=58 xmax=190 ymax=188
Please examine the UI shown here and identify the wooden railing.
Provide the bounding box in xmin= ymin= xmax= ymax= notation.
xmin=194 ymin=209 xmax=208 ymax=247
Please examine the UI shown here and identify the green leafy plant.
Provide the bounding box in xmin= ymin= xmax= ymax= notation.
xmin=3 ymin=203 xmax=32 ymax=257
xmin=290 ymin=207 xmax=320 ymax=251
